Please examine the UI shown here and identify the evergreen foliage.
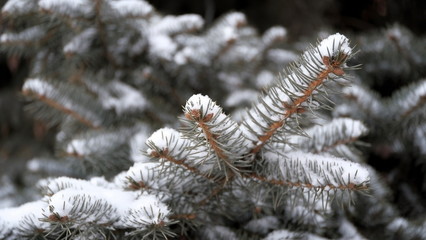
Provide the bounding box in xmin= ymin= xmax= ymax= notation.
xmin=0 ymin=0 xmax=425 ymax=239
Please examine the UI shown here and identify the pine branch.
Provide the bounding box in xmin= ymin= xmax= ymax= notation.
xmin=35 ymin=177 xmax=173 ymax=239
xmin=182 ymin=94 xmax=251 ymax=180
xmin=390 ymin=79 xmax=426 ymax=119
xmin=262 ymin=151 xmax=369 ymax=191
xmin=294 ymin=118 xmax=368 ymax=153
xmin=241 ymin=33 xmax=355 ymax=155
xmin=145 ymin=127 xmax=210 ymax=179
xmin=341 ymin=83 xmax=383 ymax=117
xmin=22 ymin=78 xmax=107 ymax=129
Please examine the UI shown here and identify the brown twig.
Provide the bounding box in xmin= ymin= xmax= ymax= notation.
xmin=251 ymin=55 xmax=347 ymax=154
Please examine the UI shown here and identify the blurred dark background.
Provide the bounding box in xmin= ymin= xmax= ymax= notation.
xmin=0 ymin=0 xmax=425 ymax=177
xmin=151 ymin=0 xmax=426 ymax=38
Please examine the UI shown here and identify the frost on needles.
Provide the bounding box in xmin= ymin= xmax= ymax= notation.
xmin=0 ymin=33 xmax=370 ymax=239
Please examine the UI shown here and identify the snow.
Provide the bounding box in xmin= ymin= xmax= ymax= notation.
xmin=262 ymin=26 xmax=287 ymax=46
xmin=185 ymin=94 xmax=222 ymax=119
xmin=1 ymin=26 xmax=45 ymax=43
xmin=264 ymin=230 xmax=328 ymax=240
xmin=63 ymin=28 xmax=97 ymax=55
xmin=342 ymin=85 xmax=383 ymax=115
xmin=99 ymin=81 xmax=148 ymax=114
xmin=387 ymin=217 xmax=409 ymax=231
xmin=295 ymin=118 xmax=368 ymax=153
xmin=265 ymin=151 xmax=370 ymax=189
xmin=315 ymin=33 xmax=352 ymax=58
xmin=266 ymin=49 xmax=298 ymax=64
xmin=115 ymin=162 xmax=161 ymax=189
xmin=0 ymin=200 xmax=49 ymax=238
xmin=39 ymin=177 xmax=170 ymax=228
xmin=129 ymin=127 xmax=151 ymax=162
xmin=200 ymin=225 xmax=238 ymax=240
xmin=415 ymin=124 xmax=426 ymax=155
xmin=65 ymin=128 xmax=132 ymax=157
xmin=38 ymin=0 xmax=94 ymax=18
xmin=154 ymin=14 xmax=204 ymax=35
xmin=244 ymin=216 xmax=279 ymax=235
xmin=108 ymin=0 xmax=153 ymax=18
xmin=220 ymin=45 xmax=259 ymax=64
xmin=241 ymin=34 xmax=353 ymax=147
xmin=338 ymin=217 xmax=367 ymax=240
xmin=224 ymin=89 xmax=258 ymax=107
xmin=46 ymin=188 xmax=126 ymax=224
xmin=38 ymin=176 xmax=97 ymax=195
xmin=22 ymin=78 xmax=56 ymax=97
xmin=392 ymin=80 xmax=426 ymax=117
xmin=185 ymin=94 xmax=252 ymax=155
xmin=146 ymin=127 xmax=190 ymax=161
xmin=256 ymin=70 xmax=275 ymax=89
xmin=120 ymin=192 xmax=170 ymax=228
xmin=222 ymin=12 xmax=247 ymax=28
xmin=186 ymin=144 xmax=217 ymax=173
xmin=23 ymin=78 xmax=104 ymax=128
xmin=2 ymin=0 xmax=37 ymax=15
xmin=222 ymin=26 xmax=237 ymax=43
xmin=240 ymin=85 xmax=292 ymax=141
xmin=148 ymin=34 xmax=177 ymax=60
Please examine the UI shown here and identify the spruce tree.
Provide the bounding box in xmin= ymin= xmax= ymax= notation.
xmin=1 ymin=0 xmax=425 ymax=239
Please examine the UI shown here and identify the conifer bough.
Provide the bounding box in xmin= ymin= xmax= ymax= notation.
xmin=1 ymin=33 xmax=369 ymax=239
